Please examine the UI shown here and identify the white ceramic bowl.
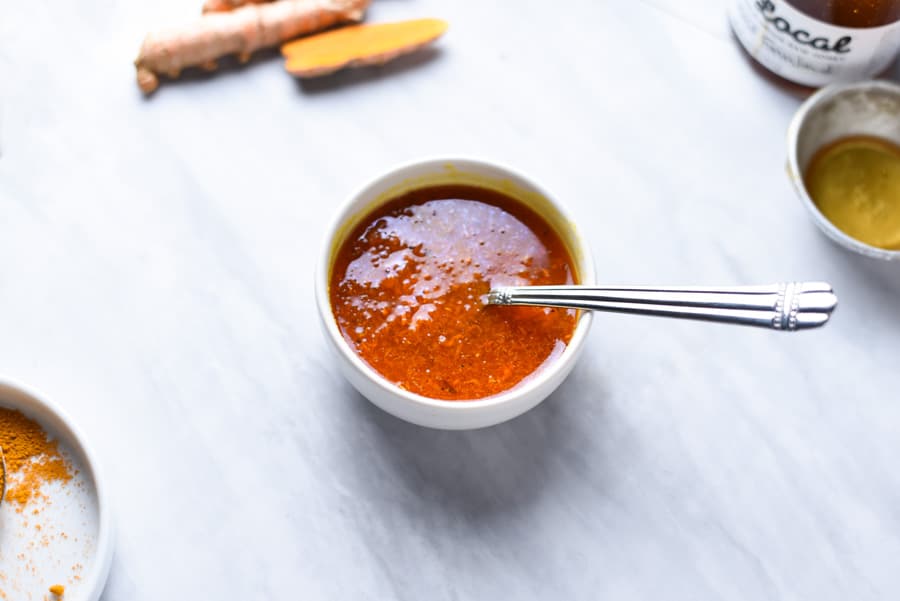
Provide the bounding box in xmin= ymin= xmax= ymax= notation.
xmin=316 ymin=158 xmax=595 ymax=430
xmin=787 ymin=80 xmax=900 ymax=260
xmin=0 ymin=379 xmax=114 ymax=601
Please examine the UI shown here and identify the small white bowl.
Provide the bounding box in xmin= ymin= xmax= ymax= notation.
xmin=0 ymin=379 xmax=114 ymax=601
xmin=316 ymin=158 xmax=595 ymax=430
xmin=787 ymin=80 xmax=900 ymax=260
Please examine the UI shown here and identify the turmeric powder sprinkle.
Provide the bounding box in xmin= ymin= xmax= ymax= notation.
xmin=0 ymin=408 xmax=73 ymax=508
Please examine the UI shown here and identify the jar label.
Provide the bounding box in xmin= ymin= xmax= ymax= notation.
xmin=729 ymin=0 xmax=900 ymax=86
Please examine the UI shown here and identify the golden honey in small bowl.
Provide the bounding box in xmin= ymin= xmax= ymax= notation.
xmin=329 ymin=184 xmax=578 ymax=401
xmin=803 ymin=135 xmax=900 ymax=251
xmin=786 ymin=80 xmax=900 ymax=260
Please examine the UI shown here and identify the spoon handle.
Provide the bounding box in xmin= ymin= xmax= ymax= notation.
xmin=487 ymin=282 xmax=837 ymax=331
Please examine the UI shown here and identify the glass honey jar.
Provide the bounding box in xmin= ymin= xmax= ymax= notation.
xmin=730 ymin=0 xmax=900 ymax=86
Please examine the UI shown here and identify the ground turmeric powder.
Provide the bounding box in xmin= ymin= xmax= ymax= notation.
xmin=134 ymin=0 xmax=370 ymax=94
xmin=0 ymin=408 xmax=72 ymax=509
xmin=282 ymin=18 xmax=447 ymax=78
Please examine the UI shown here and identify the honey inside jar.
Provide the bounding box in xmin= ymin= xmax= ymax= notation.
xmin=329 ymin=184 xmax=578 ymax=401
xmin=804 ymin=135 xmax=900 ymax=251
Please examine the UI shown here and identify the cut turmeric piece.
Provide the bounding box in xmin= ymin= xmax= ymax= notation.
xmin=134 ymin=0 xmax=370 ymax=94
xmin=282 ymin=18 xmax=447 ymax=78
xmin=49 ymin=584 xmax=65 ymax=597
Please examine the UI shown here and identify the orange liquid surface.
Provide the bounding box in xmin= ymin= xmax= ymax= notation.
xmin=330 ymin=185 xmax=578 ymax=401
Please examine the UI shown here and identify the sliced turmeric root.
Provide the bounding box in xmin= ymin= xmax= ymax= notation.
xmin=281 ymin=18 xmax=447 ymax=78
xmin=135 ymin=0 xmax=370 ymax=94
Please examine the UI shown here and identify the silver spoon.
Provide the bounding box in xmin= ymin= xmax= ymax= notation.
xmin=488 ymin=281 xmax=837 ymax=331
xmin=0 ymin=446 xmax=6 ymax=506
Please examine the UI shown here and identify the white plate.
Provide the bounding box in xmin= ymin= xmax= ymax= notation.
xmin=0 ymin=380 xmax=113 ymax=601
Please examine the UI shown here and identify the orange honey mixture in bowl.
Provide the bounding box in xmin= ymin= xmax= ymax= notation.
xmin=329 ymin=184 xmax=578 ymax=401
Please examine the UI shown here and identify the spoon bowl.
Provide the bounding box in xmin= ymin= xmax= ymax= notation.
xmin=0 ymin=446 xmax=5 ymax=506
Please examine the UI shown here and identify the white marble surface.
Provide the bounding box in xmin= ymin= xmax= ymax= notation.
xmin=3 ymin=0 xmax=900 ymax=599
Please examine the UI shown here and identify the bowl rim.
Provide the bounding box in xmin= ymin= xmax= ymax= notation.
xmin=0 ymin=377 xmax=114 ymax=601
xmin=786 ymin=79 xmax=900 ymax=261
xmin=315 ymin=156 xmax=596 ymax=413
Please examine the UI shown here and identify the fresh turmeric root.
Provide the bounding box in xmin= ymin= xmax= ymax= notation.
xmin=135 ymin=0 xmax=370 ymax=94
xmin=281 ymin=18 xmax=447 ymax=78
xmin=201 ymin=0 xmax=271 ymax=14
